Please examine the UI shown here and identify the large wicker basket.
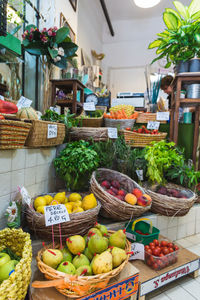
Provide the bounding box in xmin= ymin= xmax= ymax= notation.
xmin=25 ymin=120 xmax=65 ymax=147
xmin=122 ymin=130 xmax=167 ymax=147
xmin=136 ymin=112 xmax=167 ymax=123
xmin=77 ymin=106 xmax=107 ymax=127
xmin=144 ymin=183 xmax=196 ymax=217
xmin=69 ymin=127 xmax=109 ymax=142
xmin=90 ymin=168 xmax=151 ymax=221
xmin=104 ymin=118 xmax=135 ymax=130
xmin=0 ymin=119 xmax=32 ymax=149
xmin=0 ymin=228 xmax=32 ymax=300
xmin=32 ymin=231 xmax=131 ymax=298
xmin=25 ymin=193 xmax=101 ymax=241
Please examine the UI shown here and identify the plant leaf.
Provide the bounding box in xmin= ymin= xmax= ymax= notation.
xmin=191 ymin=10 xmax=200 ymax=20
xmin=55 ymin=27 xmax=70 ymax=44
xmin=148 ymin=40 xmax=162 ymax=49
xmin=48 ymin=47 xmax=58 ymax=59
xmin=173 ymin=1 xmax=188 ymax=20
xmin=165 ymin=61 xmax=171 ymax=68
xmin=163 ymin=12 xmax=179 ymax=30
xmin=165 ymin=8 xmax=182 ymax=21
xmin=59 ymin=42 xmax=78 ymax=58
xmin=189 ymin=0 xmax=200 ymax=17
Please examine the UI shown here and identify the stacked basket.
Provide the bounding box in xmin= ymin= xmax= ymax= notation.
xmin=122 ymin=130 xmax=167 ymax=147
xmin=76 ymin=106 xmax=107 ymax=127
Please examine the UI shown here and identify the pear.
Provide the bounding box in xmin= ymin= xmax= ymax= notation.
xmin=88 ymin=235 xmax=108 ymax=254
xmin=84 ymin=247 xmax=93 ymax=261
xmin=66 ymin=235 xmax=85 ymax=255
xmin=109 ymin=230 xmax=126 ymax=249
xmin=72 ymin=254 xmax=90 ymax=269
xmin=111 ymin=247 xmax=127 ymax=268
xmin=57 ymin=261 xmax=76 ymax=275
xmin=90 ymin=254 xmax=99 ymax=269
xmin=92 ymin=251 xmax=113 ymax=274
xmin=76 ymin=265 xmax=93 ymax=276
xmin=61 ymin=248 xmax=73 ymax=263
xmin=42 ymin=249 xmax=63 ymax=269
xmin=88 ymin=228 xmax=102 ymax=237
xmin=95 ymin=223 xmax=108 ymax=236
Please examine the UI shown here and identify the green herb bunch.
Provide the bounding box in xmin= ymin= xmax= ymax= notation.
xmin=41 ymin=109 xmax=79 ymax=129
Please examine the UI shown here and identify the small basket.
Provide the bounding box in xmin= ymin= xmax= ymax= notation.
xmin=0 ymin=119 xmax=32 ymax=149
xmin=126 ymin=218 xmax=160 ymax=245
xmin=77 ymin=106 xmax=107 ymax=127
xmin=90 ymin=168 xmax=151 ymax=221
xmin=33 ymin=231 xmax=131 ymax=298
xmin=104 ymin=118 xmax=135 ymax=130
xmin=25 ymin=192 xmax=101 ymax=241
xmin=122 ymin=130 xmax=167 ymax=147
xmin=25 ymin=120 xmax=65 ymax=148
xmin=136 ymin=112 xmax=167 ymax=123
xmin=69 ymin=127 xmax=109 ymax=142
xmin=0 ymin=228 xmax=32 ymax=300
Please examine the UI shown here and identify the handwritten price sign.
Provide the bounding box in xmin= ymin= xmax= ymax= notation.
xmin=47 ymin=124 xmax=57 ymax=139
xmin=17 ymin=96 xmax=32 ymax=109
xmin=107 ymin=127 xmax=118 ymax=139
xmin=83 ymin=102 xmax=95 ymax=111
xmin=129 ymin=243 xmax=144 ymax=261
xmin=44 ymin=204 xmax=70 ymax=227
xmin=147 ymin=121 xmax=160 ymax=130
xmin=156 ymin=112 xmax=170 ymax=121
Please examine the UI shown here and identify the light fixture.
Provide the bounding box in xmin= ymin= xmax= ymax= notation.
xmin=134 ymin=0 xmax=161 ymax=8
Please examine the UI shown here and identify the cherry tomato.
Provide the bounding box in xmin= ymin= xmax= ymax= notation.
xmin=145 ymin=245 xmax=150 ymax=250
xmin=161 ymin=240 xmax=168 ymax=247
xmin=167 ymin=242 xmax=173 ymax=248
xmin=126 ymin=127 xmax=131 ymax=131
xmin=150 ymin=245 xmax=155 ymax=251
xmin=147 ymin=259 xmax=152 ymax=266
xmin=174 ymin=245 xmax=179 ymax=251
xmin=162 ymin=247 xmax=169 ymax=255
xmin=152 ymin=248 xmax=160 ymax=256
xmin=159 ymin=253 xmax=164 ymax=257
xmin=169 ymin=247 xmax=174 ymax=253
xmin=152 ymin=263 xmax=158 ymax=270
xmin=146 ymin=248 xmax=152 ymax=255
xmin=153 ymin=239 xmax=159 ymax=246
xmin=149 ymin=242 xmax=154 ymax=248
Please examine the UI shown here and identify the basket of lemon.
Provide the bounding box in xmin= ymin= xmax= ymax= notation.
xmin=25 ymin=192 xmax=101 ymax=241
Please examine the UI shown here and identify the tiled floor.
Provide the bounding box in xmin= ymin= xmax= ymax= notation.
xmin=146 ymin=234 xmax=200 ymax=299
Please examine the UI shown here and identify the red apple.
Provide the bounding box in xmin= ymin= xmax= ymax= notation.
xmin=142 ymin=194 xmax=152 ymax=206
xmin=137 ymin=196 xmax=149 ymax=207
xmin=118 ymin=190 xmax=126 ymax=197
xmin=107 ymin=189 xmax=116 ymax=196
xmin=132 ymin=188 xmax=143 ymax=199
xmin=101 ymin=180 xmax=110 ymax=189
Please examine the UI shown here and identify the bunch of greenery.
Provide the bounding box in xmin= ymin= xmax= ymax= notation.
xmin=41 ymin=109 xmax=79 ymax=129
xmin=90 ymin=140 xmax=114 ymax=169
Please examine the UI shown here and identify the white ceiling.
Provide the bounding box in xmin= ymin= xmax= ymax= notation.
xmin=105 ymin=0 xmax=191 ymax=20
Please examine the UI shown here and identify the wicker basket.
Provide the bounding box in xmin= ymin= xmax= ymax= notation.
xmin=25 ymin=120 xmax=65 ymax=147
xmin=144 ymin=183 xmax=196 ymax=217
xmin=90 ymin=168 xmax=151 ymax=221
xmin=76 ymin=106 xmax=107 ymax=127
xmin=0 ymin=228 xmax=32 ymax=300
xmin=69 ymin=127 xmax=109 ymax=142
xmin=25 ymin=193 xmax=101 ymax=241
xmin=0 ymin=119 xmax=32 ymax=149
xmin=104 ymin=118 xmax=135 ymax=130
xmin=122 ymin=130 xmax=167 ymax=147
xmin=32 ymin=231 xmax=131 ymax=298
xmin=136 ymin=112 xmax=167 ymax=124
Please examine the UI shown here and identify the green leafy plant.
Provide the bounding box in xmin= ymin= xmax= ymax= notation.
xmin=54 ymin=140 xmax=99 ymax=191
xmin=41 ymin=109 xmax=79 ymax=129
xmin=90 ymin=140 xmax=114 ymax=169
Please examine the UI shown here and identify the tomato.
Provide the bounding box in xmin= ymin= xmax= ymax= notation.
xmin=153 ymin=239 xmax=159 ymax=246
xmin=0 ymin=115 xmax=5 ymax=120
xmin=162 ymin=247 xmax=169 ymax=255
xmin=149 ymin=242 xmax=154 ymax=248
xmin=159 ymin=253 xmax=164 ymax=257
xmin=152 ymin=263 xmax=158 ymax=270
xmin=169 ymin=247 xmax=174 ymax=253
xmin=167 ymin=242 xmax=173 ymax=248
xmin=145 ymin=245 xmax=150 ymax=250
xmin=161 ymin=240 xmax=168 ymax=247
xmin=126 ymin=127 xmax=131 ymax=131
xmin=174 ymin=245 xmax=179 ymax=251
xmin=146 ymin=248 xmax=152 ymax=255
xmin=150 ymin=245 xmax=155 ymax=251
xmin=152 ymin=248 xmax=160 ymax=256
xmin=147 ymin=259 xmax=152 ymax=266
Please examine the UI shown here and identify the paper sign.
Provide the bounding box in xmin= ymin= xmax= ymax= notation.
xmin=20 ymin=186 xmax=31 ymax=206
xmin=129 ymin=243 xmax=144 ymax=261
xmin=83 ymin=102 xmax=95 ymax=111
xmin=0 ymin=95 xmax=4 ymax=100
xmin=156 ymin=112 xmax=170 ymax=121
xmin=147 ymin=121 xmax=160 ymax=130
xmin=107 ymin=127 xmax=118 ymax=139
xmin=47 ymin=124 xmax=57 ymax=139
xmin=136 ymin=170 xmax=143 ymax=181
xmin=44 ymin=204 xmax=70 ymax=227
xmin=17 ymin=96 xmax=32 ymax=109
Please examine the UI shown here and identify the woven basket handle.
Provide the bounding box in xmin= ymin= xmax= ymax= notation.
xmin=131 ymin=218 xmax=153 ymax=234
xmin=32 ymin=279 xmax=65 ymax=288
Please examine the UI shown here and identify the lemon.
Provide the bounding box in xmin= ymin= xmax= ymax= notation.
xmin=68 ymin=193 xmax=82 ymax=202
xmin=72 ymin=207 xmax=84 ymax=213
xmin=34 ymin=197 xmax=46 ymax=209
xmin=74 ymin=200 xmax=82 ymax=207
xmin=54 ymin=192 xmax=66 ymax=204
xmin=82 ymin=193 xmax=97 ymax=211
xmin=36 ymin=205 xmax=45 ymax=214
xmin=50 ymin=200 xmax=59 ymax=205
xmin=68 ymin=201 xmax=78 ymax=209
xmin=43 ymin=195 xmax=53 ymax=205
xmin=65 ymin=203 xmax=73 ymax=211
xmin=64 ymin=197 xmax=68 ymax=203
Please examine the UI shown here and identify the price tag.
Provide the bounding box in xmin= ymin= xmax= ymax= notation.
xmin=44 ymin=204 xmax=70 ymax=227
xmin=147 ymin=121 xmax=160 ymax=130
xmin=47 ymin=124 xmax=57 ymax=139
xmin=129 ymin=243 xmax=144 ymax=261
xmin=0 ymin=95 xmax=4 ymax=100
xmin=83 ymin=102 xmax=95 ymax=111
xmin=17 ymin=96 xmax=32 ymax=109
xmin=156 ymin=112 xmax=170 ymax=121
xmin=107 ymin=127 xmax=118 ymax=139
xmin=20 ymin=186 xmax=31 ymax=206
xmin=136 ymin=170 xmax=144 ymax=181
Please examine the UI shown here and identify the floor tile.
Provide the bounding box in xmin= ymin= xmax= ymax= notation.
xmin=186 ymin=245 xmax=200 ymax=256
xmin=184 ymin=235 xmax=200 ymax=245
xmin=179 ymin=277 xmax=200 ymax=299
xmin=149 ymin=293 xmax=170 ymax=300
xmin=166 ymin=285 xmax=196 ymax=300
xmin=176 ymin=238 xmax=193 ymax=248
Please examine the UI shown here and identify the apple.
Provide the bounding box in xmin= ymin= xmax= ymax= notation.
xmin=111 ymin=180 xmax=120 ymax=189
xmin=61 ymin=248 xmax=73 ymax=263
xmin=132 ymin=188 xmax=143 ymax=199
xmin=118 ymin=190 xmax=126 ymax=197
xmin=107 ymin=189 xmax=116 ymax=196
xmin=101 ymin=181 xmax=110 ymax=189
xmin=57 ymin=261 xmax=76 ymax=275
xmin=0 ymin=260 xmax=18 ymax=282
xmin=0 ymin=253 xmax=11 ymax=267
xmin=42 ymin=249 xmax=63 ymax=269
xmin=142 ymin=194 xmax=152 ymax=206
xmin=137 ymin=196 xmax=149 ymax=207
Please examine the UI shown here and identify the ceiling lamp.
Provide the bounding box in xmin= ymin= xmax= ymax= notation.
xmin=134 ymin=0 xmax=161 ymax=8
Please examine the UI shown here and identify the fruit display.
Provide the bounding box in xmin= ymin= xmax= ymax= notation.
xmin=156 ymin=186 xmax=188 ymax=199
xmin=0 ymin=251 xmax=20 ymax=283
xmin=100 ymin=179 xmax=152 ymax=207
xmin=145 ymin=239 xmax=179 ymax=271
xmin=110 ymin=105 xmax=135 ymax=117
xmin=104 ymin=109 xmax=138 ymax=120
xmin=125 ymin=125 xmax=161 ymax=135
xmin=34 ymin=192 xmax=97 ymax=215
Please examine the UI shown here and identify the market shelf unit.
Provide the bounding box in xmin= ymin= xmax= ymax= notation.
xmin=50 ymin=79 xmax=86 ymax=114
xmin=169 ymin=72 xmax=200 ymax=168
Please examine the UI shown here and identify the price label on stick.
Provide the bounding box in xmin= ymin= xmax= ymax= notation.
xmin=129 ymin=243 xmax=145 ymax=261
xmin=47 ymin=124 xmax=57 ymax=139
xmin=44 ymin=204 xmax=70 ymax=227
xmin=17 ymin=96 xmax=32 ymax=109
xmin=20 ymin=186 xmax=31 ymax=206
xmin=156 ymin=112 xmax=170 ymax=121
xmin=107 ymin=127 xmax=118 ymax=139
xmin=136 ymin=170 xmax=144 ymax=181
xmin=147 ymin=121 xmax=160 ymax=130
xmin=83 ymin=102 xmax=95 ymax=111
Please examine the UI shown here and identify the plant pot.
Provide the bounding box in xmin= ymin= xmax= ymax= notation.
xmin=175 ymin=61 xmax=189 ymax=73
xmin=189 ymin=57 xmax=200 ymax=72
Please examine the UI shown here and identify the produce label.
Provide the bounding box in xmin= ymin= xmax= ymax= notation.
xmin=140 ymin=259 xmax=199 ymax=296
xmin=79 ymin=273 xmax=139 ymax=300
xmin=147 ymin=121 xmax=160 ymax=130
xmin=47 ymin=124 xmax=58 ymax=139
xmin=17 ymin=96 xmax=32 ymax=109
xmin=20 ymin=186 xmax=31 ymax=206
xmin=49 ymin=106 xmax=61 ymax=115
xmin=0 ymin=95 xmax=4 ymax=100
xmin=136 ymin=170 xmax=143 ymax=181
xmin=156 ymin=111 xmax=170 ymax=121
xmin=83 ymin=102 xmax=95 ymax=111
xmin=44 ymin=204 xmax=70 ymax=226
xmin=129 ymin=243 xmax=145 ymax=261
xmin=107 ymin=127 xmax=118 ymax=139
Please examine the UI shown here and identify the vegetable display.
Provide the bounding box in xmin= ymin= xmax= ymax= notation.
xmin=0 ymin=99 xmax=18 ymax=114
xmin=104 ymin=110 xmax=138 ymax=120
xmin=126 ymin=125 xmax=160 ymax=135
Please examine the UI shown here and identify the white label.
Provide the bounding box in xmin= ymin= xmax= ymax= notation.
xmin=83 ymin=102 xmax=95 ymax=111
xmin=47 ymin=124 xmax=57 ymax=139
xmin=50 ymin=106 xmax=61 ymax=115
xmin=156 ymin=112 xmax=170 ymax=121
xmin=136 ymin=170 xmax=144 ymax=181
xmin=0 ymin=95 xmax=4 ymax=100
xmin=44 ymin=204 xmax=70 ymax=227
xmin=20 ymin=186 xmax=31 ymax=206
xmin=107 ymin=127 xmax=118 ymax=139
xmin=140 ymin=259 xmax=199 ymax=296
xmin=17 ymin=96 xmax=32 ymax=109
xmin=126 ymin=232 xmax=136 ymax=241
xmin=147 ymin=121 xmax=160 ymax=130
xmin=129 ymin=243 xmax=145 ymax=261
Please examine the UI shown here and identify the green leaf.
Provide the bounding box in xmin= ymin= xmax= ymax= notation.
xmin=189 ymin=0 xmax=200 ymax=17
xmin=52 ymin=56 xmax=67 ymax=69
xmin=23 ymin=41 xmax=48 ymax=56
xmin=48 ymin=47 xmax=58 ymax=59
xmin=173 ymin=1 xmax=188 ymax=20
xmin=163 ymin=12 xmax=179 ymax=30
xmin=25 ymin=24 xmax=37 ymax=32
xmin=165 ymin=61 xmax=171 ymax=68
xmin=191 ymin=10 xmax=200 ymax=20
xmin=22 ymin=39 xmax=30 ymax=47
xmin=55 ymin=27 xmax=70 ymax=44
xmin=165 ymin=8 xmax=182 ymax=21
xmin=59 ymin=42 xmax=78 ymax=58
xmin=148 ymin=40 xmax=162 ymax=49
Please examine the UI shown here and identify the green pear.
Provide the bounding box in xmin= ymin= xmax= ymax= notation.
xmin=109 ymin=230 xmax=126 ymax=249
xmin=66 ymin=235 xmax=85 ymax=255
xmin=95 ymin=223 xmax=108 ymax=236
xmin=76 ymin=265 xmax=93 ymax=276
xmin=57 ymin=261 xmax=76 ymax=275
xmin=92 ymin=251 xmax=112 ymax=275
xmin=88 ymin=235 xmax=108 ymax=254
xmin=61 ymin=248 xmax=73 ymax=263
xmin=111 ymin=247 xmax=127 ymax=268
xmin=72 ymin=254 xmax=90 ymax=269
xmin=42 ymin=249 xmax=63 ymax=269
xmin=84 ymin=247 xmax=93 ymax=261
xmin=0 ymin=260 xmax=18 ymax=282
xmin=90 ymin=254 xmax=99 ymax=270
xmin=0 ymin=253 xmax=11 ymax=267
